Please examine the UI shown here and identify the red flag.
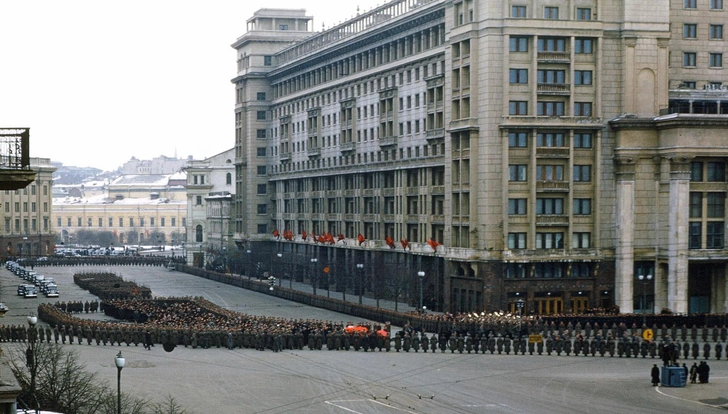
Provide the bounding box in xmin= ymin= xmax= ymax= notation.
xmin=325 ymin=233 xmax=335 ymax=245
xmin=427 ymin=238 xmax=440 ymax=251
xmin=385 ymin=236 xmax=395 ymax=249
xmin=317 ymin=235 xmax=326 ymax=244
xmin=357 ymin=233 xmax=366 ymax=246
xmin=400 ymin=238 xmax=410 ymax=250
xmin=272 ymin=229 xmax=280 ymax=239
xmin=302 ymin=231 xmax=308 ymax=241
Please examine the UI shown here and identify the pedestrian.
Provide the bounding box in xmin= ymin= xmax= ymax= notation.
xmin=689 ymin=363 xmax=698 ymax=384
xmin=144 ymin=330 xmax=152 ymax=350
xmin=651 ymin=364 xmax=660 ymax=386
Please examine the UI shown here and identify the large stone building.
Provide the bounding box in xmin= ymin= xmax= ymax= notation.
xmin=184 ymin=148 xmax=235 ymax=267
xmin=0 ymin=157 xmax=56 ymax=259
xmin=230 ymin=0 xmax=728 ymax=315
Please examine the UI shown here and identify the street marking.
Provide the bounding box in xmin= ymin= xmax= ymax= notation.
xmin=654 ymin=386 xmax=726 ymax=408
xmin=325 ymin=399 xmax=419 ymax=414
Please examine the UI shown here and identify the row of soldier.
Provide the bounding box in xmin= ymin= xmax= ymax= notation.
xmin=53 ymin=300 xmax=100 ymax=314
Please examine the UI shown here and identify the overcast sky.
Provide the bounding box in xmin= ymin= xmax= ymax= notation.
xmin=0 ymin=0 xmax=384 ymax=171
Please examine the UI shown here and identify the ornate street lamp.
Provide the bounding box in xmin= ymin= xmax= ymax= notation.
xmin=311 ymin=258 xmax=318 ymax=296
xmin=26 ymin=314 xmax=38 ymax=411
xmin=637 ymin=272 xmax=653 ymax=326
xmin=115 ymin=351 xmax=125 ymax=414
xmin=417 ymin=271 xmax=425 ymax=313
xmin=356 ymin=263 xmax=364 ymax=305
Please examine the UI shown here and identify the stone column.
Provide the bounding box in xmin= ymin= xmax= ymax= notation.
xmin=615 ymin=158 xmax=636 ymax=313
xmin=667 ymin=158 xmax=690 ymax=314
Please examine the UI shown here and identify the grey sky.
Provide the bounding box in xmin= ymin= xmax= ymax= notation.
xmin=0 ymin=0 xmax=384 ymax=170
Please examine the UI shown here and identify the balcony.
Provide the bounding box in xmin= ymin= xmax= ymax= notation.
xmin=344 ymin=214 xmax=355 ymax=221
xmin=382 ymin=188 xmax=395 ymax=196
xmin=536 ymin=147 xmax=570 ymax=158
xmin=340 ymin=142 xmax=356 ymax=153
xmin=0 ymin=128 xmax=35 ymax=190
xmin=431 ymin=214 xmax=445 ymax=223
xmin=426 ymin=128 xmax=445 ymax=141
xmin=383 ymin=214 xmax=395 ymax=222
xmin=363 ymin=214 xmax=376 ymax=222
xmin=431 ymin=186 xmax=445 ymax=194
xmin=536 ymin=215 xmax=569 ymax=226
xmin=537 ymin=52 xmax=570 ymax=63
xmin=307 ymin=147 xmax=321 ymax=157
xmin=344 ymin=189 xmax=356 ymax=196
xmin=537 ymin=83 xmax=571 ymax=95
xmin=279 ymin=152 xmax=291 ymax=162
xmin=537 ymin=181 xmax=570 ymax=192
xmin=379 ymin=136 xmax=397 ymax=147
xmin=406 ymin=187 xmax=419 ymax=195
xmin=362 ymin=189 xmax=375 ymax=196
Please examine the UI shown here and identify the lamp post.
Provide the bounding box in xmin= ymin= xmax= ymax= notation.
xmin=638 ymin=272 xmax=653 ymax=326
xmin=26 ymin=314 xmax=38 ymax=412
xmin=516 ymin=298 xmax=524 ymax=335
xmin=356 ymin=263 xmax=364 ymax=305
xmin=417 ymin=271 xmax=425 ymax=313
xmin=310 ymin=258 xmax=318 ymax=296
xmin=277 ymin=253 xmax=283 ymax=287
xmin=246 ymin=249 xmax=252 ymax=279
xmin=115 ymin=351 xmax=125 ymax=414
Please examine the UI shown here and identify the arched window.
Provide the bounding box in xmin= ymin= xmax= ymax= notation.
xmin=226 ymin=172 xmax=232 ymax=185
xmin=196 ymin=225 xmax=203 ymax=242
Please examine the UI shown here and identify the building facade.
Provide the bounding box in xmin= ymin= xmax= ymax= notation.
xmin=0 ymin=157 xmax=56 ymax=259
xmin=184 ymin=148 xmax=235 ymax=267
xmin=231 ymin=1 xmax=728 ymax=315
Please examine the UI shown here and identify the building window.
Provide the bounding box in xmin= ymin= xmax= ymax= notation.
xmin=537 ymin=37 xmax=566 ymax=52
xmin=119 ymin=218 xmax=124 ymax=227
xmin=256 ymin=111 xmax=266 ymax=120
xmin=196 ymin=196 xmax=202 ymax=205
xmin=536 ymin=198 xmax=564 ymax=214
xmin=508 ymin=232 xmax=527 ymax=249
xmin=57 ymin=217 xmax=61 ymax=227
xmin=537 ymin=69 xmax=565 ymax=84
xmin=685 ymin=0 xmax=697 ymax=8
xmin=574 ymin=165 xmax=592 ymax=182
xmin=576 ymin=8 xmax=591 ymax=20
xmin=689 ymin=223 xmax=701 ymax=248
xmin=509 ymin=165 xmax=527 ymax=181
xmin=226 ymin=173 xmax=232 ymax=185
xmin=512 ymin=5 xmax=527 ymax=17
xmin=509 ymin=68 xmax=528 ymax=84
xmin=257 ymin=92 xmax=266 ymax=101
xmin=574 ymin=70 xmax=593 ymax=85
xmin=508 ymin=131 xmax=528 ymax=147
xmin=98 ymin=218 xmax=103 ymax=227
xmin=509 ymin=101 xmax=528 ymax=115
xmin=509 ymin=36 xmax=529 ymax=52
xmin=505 ymin=263 xmax=528 ymax=278
xmin=537 ymin=132 xmax=565 ymax=147
xmin=256 ymin=129 xmax=266 ymax=139
xmin=710 ymin=24 xmax=724 ymax=39
xmin=196 ymin=225 xmax=203 ymax=242
xmin=544 ymin=6 xmax=559 ymax=19
xmin=257 ymin=147 xmax=267 ymax=157
xmin=707 ymin=222 xmax=724 ymax=248
xmin=161 ymin=218 xmax=165 ymax=227
xmin=711 ymin=0 xmax=723 ymax=9
xmin=263 ymin=55 xmax=272 ymax=66
xmin=536 ymin=232 xmax=564 ymax=249
xmin=508 ymin=198 xmax=527 ymax=215
xmin=257 ymin=166 xmax=267 ymax=175
xmin=572 ymin=232 xmax=591 ymax=248
xmin=257 ymin=184 xmax=267 ymax=195
xmin=574 ymin=102 xmax=593 ymax=116
xmin=710 ymin=53 xmax=723 ymax=67
xmin=537 ymin=101 xmax=565 ymax=116
xmin=257 ymin=204 xmax=267 ymax=214
xmin=537 ymin=165 xmax=564 ymax=181
xmin=684 ymin=24 xmax=698 ymax=39
xmin=707 ymin=193 xmax=725 ymax=217
xmin=683 ymin=52 xmax=697 ymax=67
xmin=707 ymin=161 xmax=725 ymax=181
xmin=691 ymin=162 xmax=703 ymax=181
xmin=574 ymin=38 xmax=594 ymax=54
xmin=573 ymin=198 xmax=592 ymax=215
xmin=534 ymin=263 xmax=565 ymax=278
xmin=690 ymin=192 xmax=703 ymax=218
xmin=257 ymin=224 xmax=268 ymax=234
xmin=574 ymin=132 xmax=593 ymax=148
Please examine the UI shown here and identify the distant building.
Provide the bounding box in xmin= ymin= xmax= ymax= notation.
xmin=184 ymin=148 xmax=235 ymax=267
xmin=53 ymin=173 xmax=187 ymax=247
xmin=0 ymin=157 xmax=56 ymax=258
xmin=120 ymin=155 xmax=192 ymax=175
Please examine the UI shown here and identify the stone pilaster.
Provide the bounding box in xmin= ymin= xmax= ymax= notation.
xmin=614 ymin=158 xmax=636 ymax=313
xmin=667 ymin=158 xmax=690 ymax=314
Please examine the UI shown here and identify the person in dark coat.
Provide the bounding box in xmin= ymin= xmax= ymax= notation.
xmin=689 ymin=363 xmax=698 ymax=384
xmin=651 ymin=364 xmax=660 ymax=386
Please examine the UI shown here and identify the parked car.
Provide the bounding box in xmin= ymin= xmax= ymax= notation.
xmin=44 ymin=285 xmax=59 ymax=298
xmin=23 ymin=286 xmax=37 ymax=298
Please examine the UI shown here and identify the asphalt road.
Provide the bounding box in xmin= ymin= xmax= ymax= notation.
xmin=0 ymin=265 xmax=725 ymax=414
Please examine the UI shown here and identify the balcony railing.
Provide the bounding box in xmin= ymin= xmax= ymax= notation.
xmin=536 ymin=147 xmax=570 ymax=158
xmin=0 ymin=128 xmax=35 ymax=190
xmin=536 ymin=181 xmax=570 ymax=192
xmin=537 ymin=83 xmax=571 ymax=95
xmin=537 ymin=52 xmax=570 ymax=62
